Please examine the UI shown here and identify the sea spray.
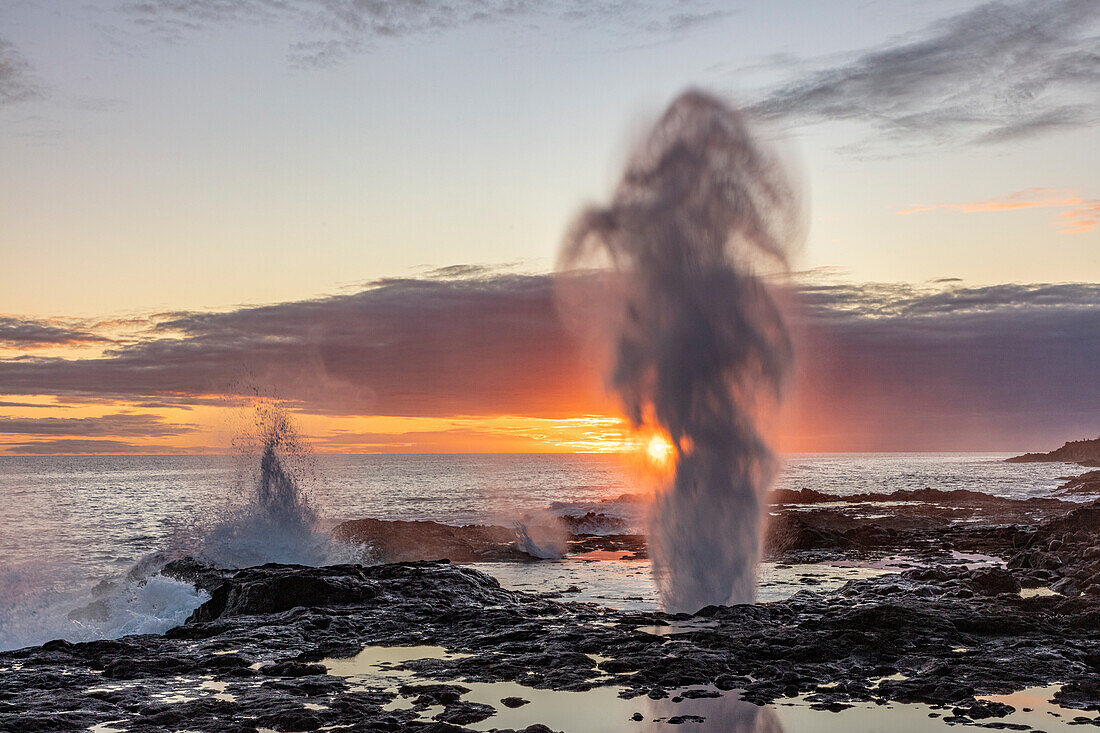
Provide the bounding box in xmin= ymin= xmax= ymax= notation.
xmin=558 ymin=91 xmax=801 ymax=612
xmin=0 ymin=557 xmax=210 ymax=652
xmin=181 ymin=398 xmax=362 ymax=568
xmin=0 ymin=399 xmax=363 ymax=651
xmin=511 ymin=508 xmax=569 ymax=559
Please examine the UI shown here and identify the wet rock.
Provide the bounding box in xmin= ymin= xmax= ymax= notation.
xmin=1040 ymin=553 xmax=1064 ymax=571
xmin=333 ymin=518 xmax=526 ymax=563
xmin=188 ymin=567 xmax=379 ymax=621
xmin=433 ymin=701 xmax=496 ymax=724
xmin=1055 ymin=678 xmax=1100 ymax=711
xmin=255 ymin=707 xmax=326 ymax=731
xmin=667 ymin=714 xmax=706 ymax=723
xmin=680 ymin=689 xmax=721 ymax=699
xmin=970 ymin=567 xmax=1021 ymax=596
xmin=261 ymin=661 xmax=328 ymax=677
xmin=67 ymin=599 xmax=110 ymax=622
xmin=1053 ymin=577 xmax=1080 ymax=596
xmin=501 ymin=696 xmax=530 ymax=708
xmin=766 ymin=514 xmax=843 ymax=551
xmin=811 ymin=701 xmax=852 ymax=712
xmin=401 ymin=683 xmax=470 ymax=706
xmin=952 ymin=700 xmax=1015 ymax=719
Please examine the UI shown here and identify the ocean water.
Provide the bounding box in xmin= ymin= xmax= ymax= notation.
xmin=0 ymin=452 xmax=1081 ymax=651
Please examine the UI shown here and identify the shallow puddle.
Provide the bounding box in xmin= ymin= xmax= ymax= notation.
xmin=949 ymin=550 xmax=1003 ymax=567
xmin=635 ymin=618 xmax=718 ymax=637
xmin=478 ymin=557 xmax=909 ymax=611
xmin=321 ymin=644 xmax=1100 ymax=733
xmin=1021 ymin=586 xmax=1059 ymax=598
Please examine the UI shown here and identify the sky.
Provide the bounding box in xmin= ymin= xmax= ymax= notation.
xmin=1 ymin=0 xmax=1098 ymax=454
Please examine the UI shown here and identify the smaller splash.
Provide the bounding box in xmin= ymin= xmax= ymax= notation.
xmin=184 ymin=398 xmax=360 ymax=568
xmin=512 ymin=520 xmax=568 ymax=559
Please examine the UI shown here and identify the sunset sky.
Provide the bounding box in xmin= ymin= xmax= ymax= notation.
xmin=1 ymin=0 xmax=1098 ymax=454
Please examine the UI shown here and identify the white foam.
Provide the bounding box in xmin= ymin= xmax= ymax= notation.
xmin=0 ymin=564 xmax=209 ymax=652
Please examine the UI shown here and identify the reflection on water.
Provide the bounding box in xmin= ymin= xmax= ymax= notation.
xmin=480 ymin=556 xmax=908 ymax=611
xmin=323 ymin=644 xmax=778 ymax=733
xmin=323 ymin=645 xmax=1100 ymax=733
xmin=645 ymin=692 xmax=784 ymax=732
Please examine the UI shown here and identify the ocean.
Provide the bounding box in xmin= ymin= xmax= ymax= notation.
xmin=0 ymin=452 xmax=1078 ymax=652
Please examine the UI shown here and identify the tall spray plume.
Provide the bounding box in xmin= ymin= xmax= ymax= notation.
xmin=558 ymin=91 xmax=801 ymax=612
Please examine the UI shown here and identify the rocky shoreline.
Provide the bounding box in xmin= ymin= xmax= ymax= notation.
xmin=3 ymin=482 xmax=1100 ymax=732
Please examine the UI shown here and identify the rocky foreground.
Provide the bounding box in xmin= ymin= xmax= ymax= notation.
xmin=3 ymin=484 xmax=1100 ymax=732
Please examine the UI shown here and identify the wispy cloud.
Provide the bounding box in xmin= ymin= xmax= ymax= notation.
xmin=1059 ymin=201 xmax=1100 ymax=234
xmin=120 ymin=0 xmax=731 ymax=67
xmin=755 ymin=0 xmax=1100 ymax=148
xmin=0 ymin=438 xmax=198 ymax=455
xmin=0 ymin=413 xmax=195 ymax=438
xmin=0 ymin=316 xmax=113 ymax=348
xmin=0 ymin=37 xmax=37 ymax=104
xmin=897 ymin=188 xmax=1100 ymax=233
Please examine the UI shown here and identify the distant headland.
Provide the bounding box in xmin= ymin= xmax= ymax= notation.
xmin=1007 ymin=436 xmax=1100 ymax=466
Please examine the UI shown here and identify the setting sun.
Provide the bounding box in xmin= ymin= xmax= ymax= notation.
xmin=645 ymin=434 xmax=675 ymax=469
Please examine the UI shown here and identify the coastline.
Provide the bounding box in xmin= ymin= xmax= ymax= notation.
xmin=4 ymin=471 xmax=1100 ymax=732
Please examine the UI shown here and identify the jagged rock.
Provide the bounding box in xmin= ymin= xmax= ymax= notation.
xmin=332 ymin=518 xmax=524 ymax=562
xmin=433 ymin=701 xmax=496 ymax=724
xmin=970 ymin=567 xmax=1021 ymax=595
xmin=401 ymin=683 xmax=471 ymax=706
xmin=952 ymin=700 xmax=1015 ymax=719
xmin=261 ymin=661 xmax=328 ymax=677
xmin=1053 ymin=577 xmax=1079 ymax=596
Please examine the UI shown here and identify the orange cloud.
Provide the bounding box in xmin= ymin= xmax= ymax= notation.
xmin=1059 ymin=201 xmax=1100 ymax=234
xmin=897 ymin=187 xmax=1098 ymax=233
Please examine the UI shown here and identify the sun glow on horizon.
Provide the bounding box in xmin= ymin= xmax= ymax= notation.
xmin=646 ymin=434 xmax=673 ymax=466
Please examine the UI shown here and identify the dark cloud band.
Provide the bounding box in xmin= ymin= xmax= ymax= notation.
xmin=1 ymin=272 xmax=1098 ymax=450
